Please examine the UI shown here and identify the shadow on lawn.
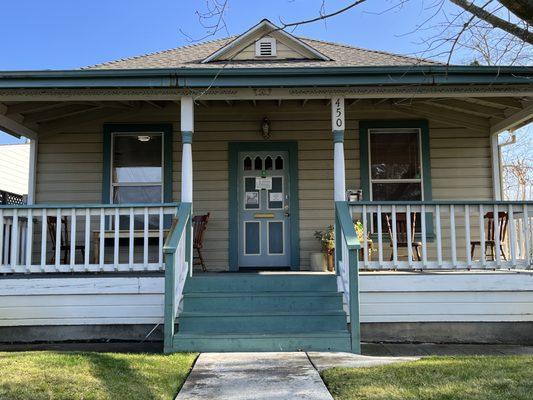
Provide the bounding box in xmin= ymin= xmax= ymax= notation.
xmin=83 ymin=353 xmax=158 ymax=400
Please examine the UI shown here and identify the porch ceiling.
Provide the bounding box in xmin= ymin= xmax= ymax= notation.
xmin=0 ymin=95 xmax=532 ymax=139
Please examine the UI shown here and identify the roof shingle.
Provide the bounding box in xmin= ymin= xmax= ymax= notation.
xmin=85 ymin=36 xmax=439 ymax=69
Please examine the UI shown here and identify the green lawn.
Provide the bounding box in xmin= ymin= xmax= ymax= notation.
xmin=0 ymin=351 xmax=198 ymax=400
xmin=322 ymin=356 xmax=533 ymax=400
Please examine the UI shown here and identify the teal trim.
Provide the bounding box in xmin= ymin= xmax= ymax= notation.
xmin=333 ymin=130 xmax=345 ymax=143
xmin=163 ymin=202 xmax=191 ymax=354
xmin=182 ymin=131 xmax=193 ymax=144
xmin=102 ymin=124 xmax=173 ymax=205
xmin=228 ymin=141 xmax=300 ymax=271
xmin=359 ymin=120 xmax=434 ymax=236
xmin=0 ymin=66 xmax=531 ymax=88
xmin=335 ymin=201 xmax=361 ymax=354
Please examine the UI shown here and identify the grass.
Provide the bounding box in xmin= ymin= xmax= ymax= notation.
xmin=0 ymin=351 xmax=198 ymax=400
xmin=321 ymin=356 xmax=533 ymax=400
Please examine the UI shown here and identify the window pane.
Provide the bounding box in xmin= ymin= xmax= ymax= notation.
xmin=245 ymin=222 xmax=260 ymax=255
xmin=113 ymin=134 xmax=162 ymax=183
xmin=268 ymin=222 xmax=283 ymax=254
xmin=370 ymin=131 xmax=420 ymax=179
xmin=265 ymin=156 xmax=273 ymax=170
xmin=244 ymin=177 xmax=260 ymax=209
xmin=372 ymin=182 xmax=421 ymax=201
xmin=275 ymin=156 xmax=283 ymax=170
xmin=113 ymin=186 xmax=162 ymax=204
xmin=268 ymin=177 xmax=283 ymax=209
xmin=244 ymin=157 xmax=252 ymax=170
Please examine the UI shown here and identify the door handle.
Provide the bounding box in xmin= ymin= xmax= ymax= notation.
xmin=284 ymin=212 xmax=290 ymax=217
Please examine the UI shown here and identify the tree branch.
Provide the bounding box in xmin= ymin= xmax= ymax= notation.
xmin=449 ymin=0 xmax=533 ymax=44
xmin=497 ymin=0 xmax=533 ymax=25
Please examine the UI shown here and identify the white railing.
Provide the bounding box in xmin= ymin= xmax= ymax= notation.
xmin=349 ymin=201 xmax=533 ymax=271
xmin=163 ymin=202 xmax=192 ymax=353
xmin=0 ymin=203 xmax=179 ymax=274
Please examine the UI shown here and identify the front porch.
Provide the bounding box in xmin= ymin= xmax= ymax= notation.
xmin=0 ymin=75 xmax=532 ymax=351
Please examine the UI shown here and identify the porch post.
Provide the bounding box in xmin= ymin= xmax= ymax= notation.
xmin=181 ymin=97 xmax=194 ymax=203
xmin=27 ymin=139 xmax=38 ymax=205
xmin=332 ymin=97 xmax=346 ymax=201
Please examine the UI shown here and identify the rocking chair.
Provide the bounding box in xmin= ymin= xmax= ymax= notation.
xmin=193 ymin=213 xmax=210 ymax=272
xmin=470 ymin=211 xmax=508 ymax=261
xmin=385 ymin=212 xmax=422 ymax=261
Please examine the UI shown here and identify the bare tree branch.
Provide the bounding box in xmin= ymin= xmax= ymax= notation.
xmin=449 ymin=0 xmax=533 ymax=43
xmin=497 ymin=0 xmax=533 ymax=25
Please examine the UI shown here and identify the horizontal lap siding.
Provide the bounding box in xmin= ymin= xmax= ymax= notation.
xmin=35 ymin=101 xmax=493 ymax=270
xmin=1 ymin=274 xmax=531 ymax=326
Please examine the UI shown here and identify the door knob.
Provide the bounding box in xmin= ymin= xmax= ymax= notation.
xmin=285 ymin=212 xmax=290 ymax=217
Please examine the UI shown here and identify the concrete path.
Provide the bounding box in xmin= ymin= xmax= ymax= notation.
xmin=176 ymin=352 xmax=417 ymax=400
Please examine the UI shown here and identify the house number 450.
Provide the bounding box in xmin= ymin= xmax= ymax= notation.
xmin=332 ymin=97 xmax=345 ymax=130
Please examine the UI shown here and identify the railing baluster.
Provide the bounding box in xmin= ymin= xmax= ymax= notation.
xmin=11 ymin=209 xmax=19 ymax=269
xmin=421 ymin=205 xmax=427 ymax=267
xmin=55 ymin=208 xmax=61 ymax=270
xmin=143 ymin=207 xmax=149 ymax=269
xmin=436 ymin=205 xmax=442 ymax=268
xmin=113 ymin=208 xmax=119 ymax=271
xmin=362 ymin=205 xmax=368 ymax=267
xmin=377 ymin=205 xmax=383 ymax=265
xmin=391 ymin=205 xmax=398 ymax=268
xmin=129 ymin=207 xmax=134 ymax=270
xmin=70 ymin=208 xmax=76 ymax=268
xmin=4 ymin=218 xmax=11 ymax=266
xmin=465 ymin=205 xmax=471 ymax=269
xmin=84 ymin=208 xmax=90 ymax=270
xmin=479 ymin=204 xmax=485 ymax=269
xmin=508 ymin=204 xmax=516 ymax=268
xmin=159 ymin=206 xmax=164 ymax=268
xmin=26 ymin=209 xmax=33 ymax=272
xmin=40 ymin=208 xmax=47 ymax=270
xmin=450 ymin=205 xmax=457 ymax=268
xmin=523 ymin=204 xmax=531 ymax=268
xmin=494 ymin=203 xmax=501 ymax=267
xmin=99 ymin=208 xmax=105 ymax=270
xmin=406 ymin=205 xmax=413 ymax=269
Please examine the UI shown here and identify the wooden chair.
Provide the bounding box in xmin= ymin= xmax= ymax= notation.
xmin=193 ymin=213 xmax=210 ymax=272
xmin=385 ymin=213 xmax=421 ymax=261
xmin=47 ymin=216 xmax=85 ymax=264
xmin=470 ymin=211 xmax=508 ymax=261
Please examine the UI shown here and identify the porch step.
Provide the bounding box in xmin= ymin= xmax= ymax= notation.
xmin=171 ymin=331 xmax=352 ymax=352
xmin=173 ymin=273 xmax=351 ymax=352
xmin=184 ymin=273 xmax=338 ymax=293
xmin=182 ymin=291 xmax=344 ymax=313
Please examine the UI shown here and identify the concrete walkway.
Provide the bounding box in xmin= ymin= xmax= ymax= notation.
xmin=176 ymin=352 xmax=417 ymax=400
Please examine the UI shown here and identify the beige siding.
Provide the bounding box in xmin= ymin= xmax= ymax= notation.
xmin=0 ymin=143 xmax=29 ymax=195
xmin=36 ymin=101 xmax=494 ymax=270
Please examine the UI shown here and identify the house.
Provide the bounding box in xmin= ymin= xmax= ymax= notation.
xmin=0 ymin=142 xmax=29 ymax=202
xmin=0 ymin=20 xmax=532 ymax=352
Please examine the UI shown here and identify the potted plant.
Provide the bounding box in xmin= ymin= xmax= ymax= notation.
xmin=354 ymin=220 xmax=373 ymax=261
xmin=314 ymin=225 xmax=335 ymax=271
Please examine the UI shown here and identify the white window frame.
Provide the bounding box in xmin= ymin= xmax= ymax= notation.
xmin=110 ymin=131 xmax=165 ymax=204
xmin=367 ymin=128 xmax=424 ymax=201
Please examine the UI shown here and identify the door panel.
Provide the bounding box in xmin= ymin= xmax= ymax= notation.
xmin=238 ymin=151 xmax=291 ymax=267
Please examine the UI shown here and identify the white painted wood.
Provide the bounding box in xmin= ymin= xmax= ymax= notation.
xmin=436 ymin=205 xmax=442 ymax=267
xmin=84 ymin=209 xmax=90 ymax=269
xmin=0 ymin=273 xmax=531 ymax=326
xmin=508 ymin=204 xmax=516 ymax=267
xmin=377 ymin=205 xmax=383 ymax=265
xmin=181 ymin=96 xmax=194 ymax=132
xmin=40 ymin=208 xmax=46 ymax=269
xmin=54 ymin=208 xmax=61 ymax=270
xmin=494 ymin=204 xmax=501 ymax=266
xmin=333 ymin=142 xmax=346 ymax=202
xmin=491 ymin=133 xmax=502 ymax=200
xmin=70 ymin=208 xmax=76 ymax=267
xmin=523 ymin=204 xmax=531 ymax=267
xmin=99 ymin=208 xmax=105 ymax=270
xmin=331 ymin=97 xmax=345 ymax=131
xmin=27 ymin=140 xmax=37 ymax=204
xmin=392 ymin=206 xmax=398 ymax=267
xmin=25 ymin=209 xmax=33 ymax=271
xmin=181 ymin=143 xmax=193 ymax=203
xmin=362 ymin=205 xmax=368 ymax=266
xmin=465 ymin=205 xmax=471 ymax=268
xmin=406 ymin=205 xmax=413 ymax=268
xmin=129 ymin=207 xmax=134 ymax=270
xmin=158 ymin=207 xmax=164 ymax=267
xmin=143 ymin=208 xmax=149 ymax=268
xmin=113 ymin=208 xmax=119 ymax=270
xmin=450 ymin=205 xmax=457 ymax=267
xmin=479 ymin=204 xmax=486 ymax=268
xmin=10 ymin=210 xmax=19 ymax=267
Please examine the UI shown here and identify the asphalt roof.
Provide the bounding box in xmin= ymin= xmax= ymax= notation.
xmin=85 ymin=36 xmax=440 ymax=70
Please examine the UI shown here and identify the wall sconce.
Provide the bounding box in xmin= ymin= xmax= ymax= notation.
xmin=261 ymin=117 xmax=271 ymax=140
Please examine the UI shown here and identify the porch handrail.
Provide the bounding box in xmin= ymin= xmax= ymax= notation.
xmin=349 ymin=200 xmax=533 ymax=270
xmin=0 ymin=203 xmax=179 ymax=273
xmin=335 ymin=201 xmax=361 ymax=353
xmin=163 ymin=202 xmax=192 ymax=353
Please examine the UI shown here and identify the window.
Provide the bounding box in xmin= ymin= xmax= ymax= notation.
xmin=112 ymin=133 xmax=163 ymax=204
xmin=368 ymin=128 xmax=423 ymax=201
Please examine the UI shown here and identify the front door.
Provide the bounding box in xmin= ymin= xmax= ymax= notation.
xmin=238 ymin=151 xmax=291 ymax=268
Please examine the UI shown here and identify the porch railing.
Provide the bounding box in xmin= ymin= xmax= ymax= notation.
xmin=163 ymin=202 xmax=192 ymax=353
xmin=349 ymin=201 xmax=533 ymax=271
xmin=0 ymin=203 xmax=179 ymax=274
xmin=335 ymin=201 xmax=361 ymax=353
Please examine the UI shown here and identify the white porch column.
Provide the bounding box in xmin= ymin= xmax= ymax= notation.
xmin=181 ymin=97 xmax=194 ymax=203
xmin=27 ymin=139 xmax=38 ymax=205
xmin=332 ymin=97 xmax=346 ymax=201
xmin=491 ymin=132 xmax=502 ymax=200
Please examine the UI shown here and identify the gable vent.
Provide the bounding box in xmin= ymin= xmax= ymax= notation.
xmin=255 ymin=37 xmax=277 ymax=57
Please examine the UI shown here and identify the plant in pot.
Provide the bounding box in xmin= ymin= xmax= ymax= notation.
xmin=354 ymin=220 xmax=374 ymax=261
xmin=314 ymin=225 xmax=335 ymax=271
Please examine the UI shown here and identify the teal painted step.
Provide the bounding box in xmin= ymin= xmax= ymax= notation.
xmin=184 ymin=274 xmax=338 ymax=293
xmin=178 ymin=311 xmax=347 ymax=333
xmin=171 ymin=331 xmax=351 ymax=352
xmin=182 ymin=291 xmax=344 ymax=313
